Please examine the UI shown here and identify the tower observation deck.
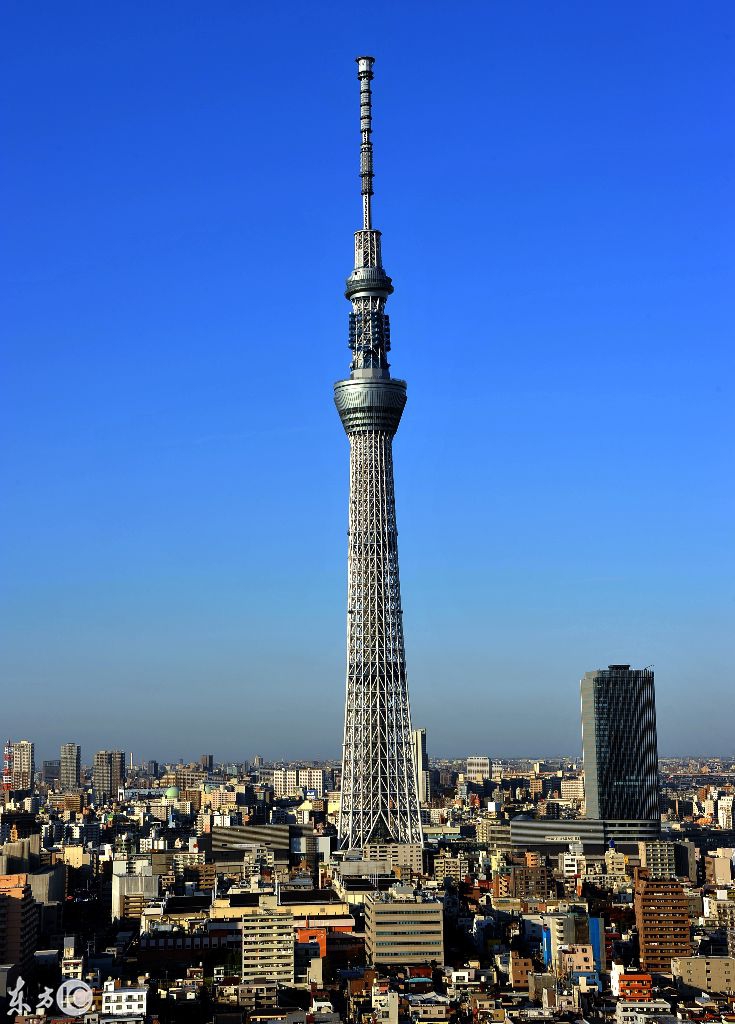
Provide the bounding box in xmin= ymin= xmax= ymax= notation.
xmin=335 ymin=57 xmax=423 ymax=848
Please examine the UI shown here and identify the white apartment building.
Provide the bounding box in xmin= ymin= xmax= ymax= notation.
xmin=102 ymin=980 xmax=147 ymax=1017
xmin=300 ymin=767 xmax=332 ymax=797
xmin=615 ymin=1001 xmax=671 ymax=1024
xmin=718 ymin=795 xmax=734 ymax=830
xmin=11 ymin=740 xmax=35 ymax=791
xmin=558 ymin=852 xmax=586 ymax=878
xmin=241 ymin=906 xmax=294 ymax=998
xmin=272 ymin=767 xmax=332 ymax=798
xmin=273 ymin=768 xmax=300 ymax=798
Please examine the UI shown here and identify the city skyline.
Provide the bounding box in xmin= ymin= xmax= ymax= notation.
xmin=2 ymin=3 xmax=733 ymax=758
xmin=10 ymin=731 xmax=735 ymax=772
xmin=7 ymin=735 xmax=735 ymax=771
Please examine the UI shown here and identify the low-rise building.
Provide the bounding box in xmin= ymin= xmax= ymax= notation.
xmin=101 ymin=980 xmax=147 ymax=1017
xmin=558 ymin=944 xmax=595 ymax=977
xmin=617 ymin=972 xmax=653 ymax=1002
xmin=510 ymin=950 xmax=532 ymax=990
xmin=615 ymin=1000 xmax=672 ymax=1024
xmin=671 ymin=956 xmax=735 ymax=994
xmin=363 ymin=843 xmax=423 ymax=875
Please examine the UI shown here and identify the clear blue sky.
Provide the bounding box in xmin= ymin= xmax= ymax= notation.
xmin=2 ymin=2 xmax=733 ymax=764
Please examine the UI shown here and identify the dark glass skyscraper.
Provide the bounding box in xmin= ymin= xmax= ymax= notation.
xmin=581 ymin=664 xmax=659 ymax=822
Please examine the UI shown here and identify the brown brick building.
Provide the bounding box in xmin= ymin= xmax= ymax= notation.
xmin=634 ymin=868 xmax=692 ymax=973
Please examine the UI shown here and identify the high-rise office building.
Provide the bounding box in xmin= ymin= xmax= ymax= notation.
xmin=10 ymin=740 xmax=35 ymax=792
xmin=93 ymin=750 xmax=125 ymax=804
xmin=581 ymin=665 xmax=659 ymax=822
xmin=60 ymin=743 xmax=81 ymax=791
xmin=336 ymin=57 xmax=422 ymax=848
xmin=412 ymin=728 xmax=431 ymax=805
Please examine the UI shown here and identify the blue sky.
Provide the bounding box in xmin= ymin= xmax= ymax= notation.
xmin=1 ymin=2 xmax=733 ymax=763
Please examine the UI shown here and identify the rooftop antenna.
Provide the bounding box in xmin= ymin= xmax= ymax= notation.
xmin=356 ymin=56 xmax=375 ymax=230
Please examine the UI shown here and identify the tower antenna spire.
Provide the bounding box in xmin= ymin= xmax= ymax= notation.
xmin=335 ymin=58 xmax=423 ymax=850
xmin=356 ymin=56 xmax=375 ymax=230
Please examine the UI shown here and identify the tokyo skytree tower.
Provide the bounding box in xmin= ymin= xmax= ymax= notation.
xmin=335 ymin=57 xmax=423 ymax=849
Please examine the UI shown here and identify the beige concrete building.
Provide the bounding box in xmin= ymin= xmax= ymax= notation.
xmin=111 ymin=861 xmax=158 ymax=920
xmin=364 ymin=842 xmax=423 ymax=875
xmin=510 ymin=950 xmax=532 ymax=990
xmin=365 ymin=888 xmax=443 ymax=965
xmin=434 ymin=852 xmax=468 ymax=885
xmin=273 ymin=768 xmax=300 ymax=798
xmin=705 ymin=855 xmax=733 ymax=885
xmin=560 ymin=777 xmax=585 ymax=802
xmin=605 ymin=847 xmax=629 ymax=879
xmin=272 ymin=767 xmax=332 ymax=798
xmin=466 ymin=756 xmax=490 ymax=784
xmin=671 ymin=956 xmax=735 ymax=994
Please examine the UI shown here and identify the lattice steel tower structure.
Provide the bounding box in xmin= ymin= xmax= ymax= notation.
xmin=335 ymin=57 xmax=423 ymax=849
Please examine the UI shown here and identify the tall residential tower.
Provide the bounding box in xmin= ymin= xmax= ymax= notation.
xmin=92 ymin=749 xmax=125 ymax=805
xmin=335 ymin=57 xmax=422 ymax=848
xmin=10 ymin=740 xmax=35 ymax=792
xmin=60 ymin=742 xmax=81 ymax=791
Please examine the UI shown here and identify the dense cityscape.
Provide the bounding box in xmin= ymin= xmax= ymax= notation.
xmin=2 ymin=23 xmax=733 ymax=1024
xmin=1 ymin=727 xmax=735 ymax=1022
